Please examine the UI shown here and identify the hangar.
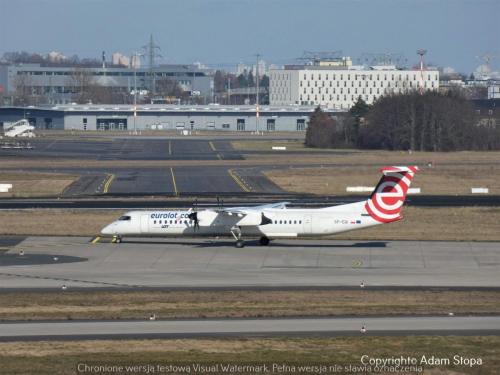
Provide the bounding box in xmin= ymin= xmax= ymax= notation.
xmin=0 ymin=104 xmax=342 ymax=132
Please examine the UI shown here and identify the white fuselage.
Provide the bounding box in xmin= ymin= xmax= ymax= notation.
xmin=101 ymin=201 xmax=380 ymax=239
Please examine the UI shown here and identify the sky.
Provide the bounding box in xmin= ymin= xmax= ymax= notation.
xmin=0 ymin=0 xmax=498 ymax=74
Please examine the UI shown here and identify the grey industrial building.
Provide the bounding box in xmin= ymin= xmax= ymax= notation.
xmin=0 ymin=104 xmax=341 ymax=132
xmin=0 ymin=63 xmax=213 ymax=104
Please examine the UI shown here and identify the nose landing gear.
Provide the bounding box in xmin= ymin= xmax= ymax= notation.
xmin=112 ymin=235 xmax=122 ymax=243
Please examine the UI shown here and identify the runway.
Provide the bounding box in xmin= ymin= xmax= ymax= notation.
xmin=1 ymin=237 xmax=499 ymax=289
xmin=0 ymin=316 xmax=499 ymax=341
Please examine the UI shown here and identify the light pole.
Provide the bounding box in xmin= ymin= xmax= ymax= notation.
xmin=255 ymin=53 xmax=261 ymax=134
xmin=132 ymin=52 xmax=144 ymax=135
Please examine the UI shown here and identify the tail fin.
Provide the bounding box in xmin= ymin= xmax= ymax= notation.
xmin=365 ymin=166 xmax=419 ymax=223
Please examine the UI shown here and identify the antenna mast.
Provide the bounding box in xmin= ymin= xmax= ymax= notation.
xmin=142 ymin=34 xmax=162 ymax=95
xmin=417 ymin=49 xmax=427 ymax=95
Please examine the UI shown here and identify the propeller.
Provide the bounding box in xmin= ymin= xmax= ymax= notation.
xmin=188 ymin=199 xmax=199 ymax=231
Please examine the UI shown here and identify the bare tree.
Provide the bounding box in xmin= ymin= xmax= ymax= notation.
xmin=12 ymin=73 xmax=34 ymax=106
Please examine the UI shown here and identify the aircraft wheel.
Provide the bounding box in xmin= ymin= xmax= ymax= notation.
xmin=113 ymin=236 xmax=122 ymax=244
xmin=259 ymin=236 xmax=270 ymax=246
xmin=235 ymin=240 xmax=245 ymax=248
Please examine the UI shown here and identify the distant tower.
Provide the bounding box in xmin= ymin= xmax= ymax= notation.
xmin=142 ymin=34 xmax=162 ymax=95
xmin=417 ymin=49 xmax=427 ymax=95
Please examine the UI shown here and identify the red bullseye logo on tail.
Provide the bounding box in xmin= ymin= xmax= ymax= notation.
xmin=365 ymin=166 xmax=418 ymax=223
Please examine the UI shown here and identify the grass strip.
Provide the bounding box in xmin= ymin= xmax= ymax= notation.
xmin=0 ymin=336 xmax=498 ymax=374
xmin=0 ymin=290 xmax=499 ymax=321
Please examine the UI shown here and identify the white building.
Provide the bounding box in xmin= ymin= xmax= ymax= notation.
xmin=270 ymin=61 xmax=439 ymax=110
xmin=112 ymin=52 xmax=130 ymax=67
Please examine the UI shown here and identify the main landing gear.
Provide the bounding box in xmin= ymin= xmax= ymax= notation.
xmin=231 ymin=226 xmax=245 ymax=248
xmin=112 ymin=235 xmax=122 ymax=244
xmin=259 ymin=236 xmax=270 ymax=246
xmin=230 ymin=226 xmax=271 ymax=248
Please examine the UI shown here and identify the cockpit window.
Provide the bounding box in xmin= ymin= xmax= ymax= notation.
xmin=118 ymin=216 xmax=131 ymax=221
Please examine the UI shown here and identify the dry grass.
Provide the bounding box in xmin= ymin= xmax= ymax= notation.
xmin=232 ymin=139 xmax=339 ymax=152
xmin=0 ymin=207 xmax=497 ymax=241
xmin=0 ymin=209 xmax=122 ymax=236
xmin=333 ymin=206 xmax=500 ymax=241
xmin=265 ymin=165 xmax=500 ymax=195
xmin=245 ymin=149 xmax=500 ymax=165
xmin=0 ymin=172 xmax=78 ymax=198
xmin=0 ymin=290 xmax=499 ymax=321
xmin=1 ymin=149 xmax=500 ymax=170
xmin=0 ymin=336 xmax=498 ymax=375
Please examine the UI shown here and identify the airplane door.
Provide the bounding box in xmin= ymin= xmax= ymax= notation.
xmin=303 ymin=215 xmax=312 ymax=234
xmin=140 ymin=214 xmax=149 ymax=233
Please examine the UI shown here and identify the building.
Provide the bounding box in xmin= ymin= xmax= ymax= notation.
xmin=488 ymin=85 xmax=500 ymax=99
xmin=472 ymin=98 xmax=500 ymax=129
xmin=0 ymin=104 xmax=341 ymax=132
xmin=111 ymin=53 xmax=130 ymax=67
xmin=269 ymin=58 xmax=439 ymax=109
xmin=0 ymin=63 xmax=214 ymax=104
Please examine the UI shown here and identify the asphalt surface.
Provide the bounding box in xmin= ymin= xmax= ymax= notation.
xmin=1 ymin=237 xmax=499 ymax=289
xmin=1 ymin=195 xmax=499 ymax=209
xmin=1 ymin=316 xmax=498 ymax=341
xmin=0 ymin=138 xmax=245 ymax=160
xmin=0 ymin=138 xmax=270 ymax=196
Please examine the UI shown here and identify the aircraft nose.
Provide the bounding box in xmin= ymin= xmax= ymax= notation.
xmin=101 ymin=224 xmax=114 ymax=235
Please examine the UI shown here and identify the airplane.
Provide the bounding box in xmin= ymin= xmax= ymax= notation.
xmin=100 ymin=166 xmax=418 ymax=247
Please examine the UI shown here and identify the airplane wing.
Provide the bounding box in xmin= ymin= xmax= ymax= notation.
xmin=217 ymin=201 xmax=290 ymax=215
xmin=208 ymin=201 xmax=290 ymax=226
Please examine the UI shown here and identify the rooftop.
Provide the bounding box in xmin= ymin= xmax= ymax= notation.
xmin=2 ymin=104 xmax=343 ymax=113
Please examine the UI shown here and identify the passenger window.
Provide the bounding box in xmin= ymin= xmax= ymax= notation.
xmin=294 ymin=220 xmax=297 ymax=224
xmin=299 ymin=221 xmax=302 ymax=224
xmin=274 ymin=220 xmax=277 ymax=224
xmin=279 ymin=220 xmax=282 ymax=224
xmin=154 ymin=220 xmax=156 ymax=224
xmin=159 ymin=220 xmax=162 ymax=224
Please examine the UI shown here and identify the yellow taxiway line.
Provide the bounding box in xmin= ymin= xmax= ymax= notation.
xmin=228 ymin=169 xmax=251 ymax=192
xmin=103 ymin=174 xmax=115 ymax=193
xmin=170 ymin=167 xmax=179 ymax=196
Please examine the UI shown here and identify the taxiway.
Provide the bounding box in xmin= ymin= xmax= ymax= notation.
xmin=1 ymin=237 xmax=499 ymax=289
xmin=1 ymin=316 xmax=499 ymax=341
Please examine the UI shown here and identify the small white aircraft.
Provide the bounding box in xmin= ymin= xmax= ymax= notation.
xmin=101 ymin=166 xmax=418 ymax=247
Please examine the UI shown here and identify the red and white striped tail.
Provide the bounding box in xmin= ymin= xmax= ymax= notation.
xmin=365 ymin=166 xmax=419 ymax=223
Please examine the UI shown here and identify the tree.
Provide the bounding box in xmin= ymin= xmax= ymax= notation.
xmin=359 ymin=91 xmax=482 ymax=151
xmin=346 ymin=96 xmax=370 ymax=145
xmin=12 ymin=73 xmax=34 ymax=106
xmin=156 ymin=78 xmax=183 ymax=98
xmin=305 ymin=107 xmax=337 ymax=148
xmin=247 ymin=71 xmax=255 ymax=87
xmin=237 ymin=73 xmax=248 ymax=88
xmin=259 ymin=75 xmax=269 ymax=88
